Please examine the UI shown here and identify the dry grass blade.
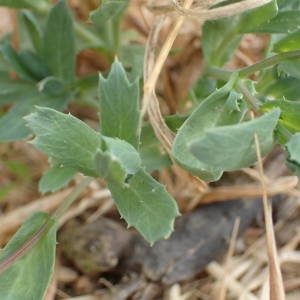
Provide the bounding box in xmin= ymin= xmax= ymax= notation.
xmin=172 ymin=0 xmax=273 ymax=20
xmin=214 ymin=218 xmax=240 ymax=300
xmin=253 ymin=131 xmax=286 ymax=300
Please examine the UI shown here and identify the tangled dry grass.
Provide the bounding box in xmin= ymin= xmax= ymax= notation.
xmin=0 ymin=1 xmax=300 ymax=299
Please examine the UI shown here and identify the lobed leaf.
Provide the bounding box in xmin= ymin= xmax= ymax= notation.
xmin=99 ymin=59 xmax=140 ymax=148
xmin=190 ymin=109 xmax=281 ymax=170
xmin=25 ymin=107 xmax=102 ymax=177
xmin=108 ymin=169 xmax=180 ymax=245
xmin=0 ymin=212 xmax=57 ymax=300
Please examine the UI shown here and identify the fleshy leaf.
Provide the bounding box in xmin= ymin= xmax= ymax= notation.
xmin=39 ymin=166 xmax=76 ymax=194
xmin=25 ymin=107 xmax=102 ymax=177
xmin=172 ymin=77 xmax=247 ymax=182
xmin=42 ymin=0 xmax=75 ymax=82
xmin=108 ymin=169 xmax=179 ymax=245
xmin=0 ymin=212 xmax=57 ymax=300
xmin=190 ymin=109 xmax=281 ymax=170
xmin=99 ymin=59 xmax=140 ymax=148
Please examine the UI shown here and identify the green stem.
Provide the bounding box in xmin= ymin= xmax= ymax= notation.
xmin=0 ymin=177 xmax=92 ymax=273
xmin=52 ymin=177 xmax=93 ymax=220
xmin=239 ymin=50 xmax=300 ymax=77
xmin=207 ymin=50 xmax=300 ymax=80
xmin=236 ymin=82 xmax=260 ymax=112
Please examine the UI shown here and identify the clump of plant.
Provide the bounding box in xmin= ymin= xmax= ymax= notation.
xmin=0 ymin=0 xmax=300 ymax=299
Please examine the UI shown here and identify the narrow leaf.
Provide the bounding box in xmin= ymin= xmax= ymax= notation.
xmin=190 ymin=109 xmax=281 ymax=170
xmin=42 ymin=0 xmax=75 ymax=82
xmin=0 ymin=212 xmax=57 ymax=300
xmin=89 ymin=0 xmax=128 ymax=26
xmin=21 ymin=10 xmax=43 ymax=54
xmin=99 ymin=59 xmax=140 ymax=148
xmin=0 ymin=44 xmax=36 ymax=81
xmin=0 ymin=0 xmax=47 ymax=10
xmin=108 ymin=169 xmax=179 ymax=244
xmin=25 ymin=107 xmax=103 ymax=177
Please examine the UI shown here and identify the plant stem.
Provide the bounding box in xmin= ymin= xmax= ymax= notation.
xmin=207 ymin=49 xmax=300 ymax=80
xmin=239 ymin=49 xmax=300 ymax=77
xmin=52 ymin=177 xmax=93 ymax=220
xmin=236 ymin=82 xmax=260 ymax=111
xmin=0 ymin=177 xmax=92 ymax=273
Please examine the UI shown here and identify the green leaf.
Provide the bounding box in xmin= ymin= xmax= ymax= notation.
xmin=247 ymin=10 xmax=300 ymax=33
xmin=202 ymin=0 xmax=278 ymax=66
xmin=39 ymin=166 xmax=76 ymax=194
xmin=261 ymin=99 xmax=300 ymax=133
xmin=0 ymin=212 xmax=57 ymax=300
xmin=278 ymin=58 xmax=300 ymax=79
xmin=172 ymin=77 xmax=246 ymax=182
xmin=202 ymin=18 xmax=241 ymax=66
xmin=273 ymin=30 xmax=300 ymax=52
xmin=99 ymin=59 xmax=140 ymax=148
xmin=21 ymin=10 xmax=43 ymax=54
xmin=139 ymin=125 xmax=171 ymax=172
xmin=0 ymin=44 xmax=36 ymax=81
xmin=108 ymin=169 xmax=179 ymax=244
xmin=286 ymin=133 xmax=300 ymax=164
xmin=0 ymin=98 xmax=37 ymax=142
xmin=0 ymin=0 xmax=48 ymax=10
xmin=25 ymin=107 xmax=103 ymax=177
xmin=190 ymin=109 xmax=280 ymax=171
xmin=0 ymin=72 xmax=36 ymax=105
xmin=237 ymin=0 xmax=278 ymax=33
xmin=256 ymin=67 xmax=300 ymax=100
xmin=0 ymin=91 xmax=72 ymax=142
xmin=89 ymin=0 xmax=128 ymax=26
xmin=103 ymin=137 xmax=141 ymax=174
xmin=42 ymin=0 xmax=75 ymax=83
xmin=95 ymin=137 xmax=141 ymax=183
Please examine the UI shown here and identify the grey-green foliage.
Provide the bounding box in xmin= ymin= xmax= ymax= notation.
xmin=0 ymin=212 xmax=57 ymax=300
